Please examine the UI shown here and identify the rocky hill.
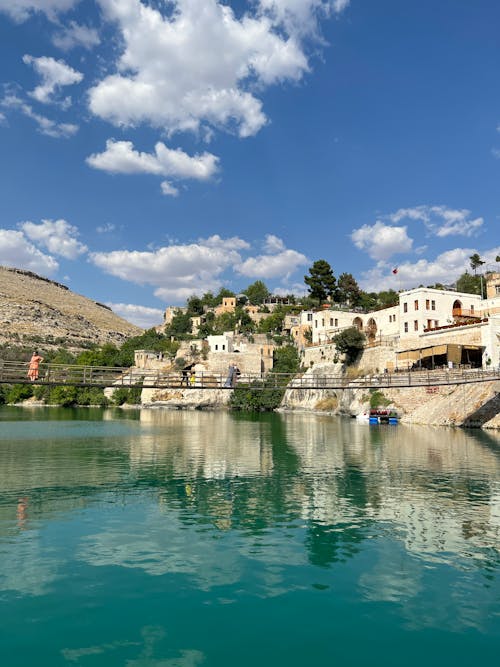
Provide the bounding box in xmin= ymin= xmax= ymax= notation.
xmin=0 ymin=266 xmax=142 ymax=352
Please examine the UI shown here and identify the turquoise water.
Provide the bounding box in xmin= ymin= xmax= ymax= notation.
xmin=0 ymin=406 xmax=499 ymax=666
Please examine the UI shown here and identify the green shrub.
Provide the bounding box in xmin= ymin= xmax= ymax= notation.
xmin=6 ymin=384 xmax=34 ymax=403
xmin=112 ymin=387 xmax=142 ymax=405
xmin=369 ymin=390 xmax=391 ymax=408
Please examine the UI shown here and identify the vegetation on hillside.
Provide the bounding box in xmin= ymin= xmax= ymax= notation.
xmin=230 ymin=345 xmax=300 ymax=412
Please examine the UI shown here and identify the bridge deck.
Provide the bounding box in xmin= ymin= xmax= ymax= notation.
xmin=1 ymin=360 xmax=499 ymax=391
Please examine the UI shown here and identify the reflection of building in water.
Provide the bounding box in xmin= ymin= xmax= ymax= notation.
xmin=135 ymin=410 xmax=273 ymax=480
xmin=280 ymin=414 xmax=500 ymax=563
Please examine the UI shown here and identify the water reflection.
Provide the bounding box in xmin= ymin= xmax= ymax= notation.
xmin=0 ymin=407 xmax=499 ymax=638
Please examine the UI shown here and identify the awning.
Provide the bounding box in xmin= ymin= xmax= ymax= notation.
xmin=397 ymin=349 xmax=421 ymax=361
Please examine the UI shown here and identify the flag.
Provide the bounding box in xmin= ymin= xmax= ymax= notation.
xmin=392 ymin=267 xmax=398 ymax=275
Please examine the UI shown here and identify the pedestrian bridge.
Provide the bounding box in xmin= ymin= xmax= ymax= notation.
xmin=1 ymin=360 xmax=499 ymax=391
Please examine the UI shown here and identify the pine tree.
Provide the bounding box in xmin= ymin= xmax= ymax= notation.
xmin=304 ymin=260 xmax=336 ymax=304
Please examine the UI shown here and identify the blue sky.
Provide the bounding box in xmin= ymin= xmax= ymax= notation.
xmin=1 ymin=0 xmax=499 ymax=328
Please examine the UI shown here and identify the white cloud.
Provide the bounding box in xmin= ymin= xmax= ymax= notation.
xmin=236 ymin=248 xmax=308 ymax=279
xmin=52 ymin=21 xmax=101 ymax=51
xmin=89 ymin=235 xmax=248 ymax=302
xmin=0 ymin=0 xmax=78 ymax=22
xmin=160 ymin=181 xmax=179 ymax=197
xmin=106 ymin=302 xmax=163 ymax=329
xmin=272 ymin=282 xmax=308 ymax=297
xmin=1 ymin=93 xmax=78 ymax=137
xmin=88 ymin=0 xmax=323 ymax=138
xmin=0 ymin=229 xmax=59 ymax=275
xmin=359 ymin=246 xmax=500 ymax=293
xmin=23 ymin=55 xmax=83 ymax=106
xmin=20 ymin=219 xmax=88 ymax=259
xmin=263 ymin=234 xmax=286 ymax=253
xmin=96 ymin=223 xmax=116 ymax=234
xmin=390 ymin=205 xmax=484 ymax=238
xmin=258 ymin=0 xmax=349 ymax=37
xmin=351 ymin=221 xmax=413 ymax=261
xmin=86 ymin=139 xmax=219 ymax=192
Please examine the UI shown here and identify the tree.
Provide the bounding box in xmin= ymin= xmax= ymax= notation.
xmin=376 ymin=289 xmax=399 ymax=309
xmin=336 ymin=272 xmax=361 ymax=306
xmin=186 ymin=295 xmax=204 ymax=316
xmin=332 ymin=326 xmax=366 ymax=364
xmin=358 ymin=291 xmax=378 ymax=311
xmin=304 ymin=259 xmax=336 ymax=304
xmin=167 ymin=311 xmax=192 ymax=338
xmin=243 ymin=280 xmax=270 ymax=305
xmin=469 ymin=253 xmax=485 ymax=274
xmin=214 ymin=287 xmax=235 ymax=305
xmin=456 ymin=272 xmax=482 ymax=296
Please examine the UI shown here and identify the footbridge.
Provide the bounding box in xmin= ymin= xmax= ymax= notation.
xmin=1 ymin=360 xmax=499 ymax=391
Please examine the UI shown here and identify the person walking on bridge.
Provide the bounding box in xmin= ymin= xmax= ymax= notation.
xmin=27 ymin=351 xmax=43 ymax=381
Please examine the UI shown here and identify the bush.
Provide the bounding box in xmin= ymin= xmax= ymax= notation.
xmin=332 ymin=327 xmax=366 ymax=364
xmin=112 ymin=387 xmax=142 ymax=406
xmin=369 ymin=390 xmax=391 ymax=408
xmin=6 ymin=384 xmax=34 ymax=403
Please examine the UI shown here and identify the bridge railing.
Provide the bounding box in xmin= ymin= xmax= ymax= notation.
xmin=0 ymin=360 xmax=498 ymax=390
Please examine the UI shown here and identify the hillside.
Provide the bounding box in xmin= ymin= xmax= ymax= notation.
xmin=0 ymin=266 xmax=142 ymax=352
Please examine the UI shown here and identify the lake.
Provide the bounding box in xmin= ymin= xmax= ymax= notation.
xmin=0 ymin=406 xmax=499 ymax=666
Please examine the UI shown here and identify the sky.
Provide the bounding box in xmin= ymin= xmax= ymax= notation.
xmin=1 ymin=0 xmax=500 ymax=329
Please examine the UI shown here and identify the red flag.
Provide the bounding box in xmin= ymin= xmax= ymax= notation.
xmin=392 ymin=267 xmax=398 ymax=275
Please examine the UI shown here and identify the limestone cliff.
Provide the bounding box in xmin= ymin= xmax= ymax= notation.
xmin=280 ymin=361 xmax=500 ymax=429
xmin=0 ymin=266 xmax=142 ymax=351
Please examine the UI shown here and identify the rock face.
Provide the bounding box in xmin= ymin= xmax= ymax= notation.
xmin=0 ymin=266 xmax=142 ymax=351
xmin=280 ymin=361 xmax=500 ymax=429
xmin=141 ymin=386 xmax=232 ymax=409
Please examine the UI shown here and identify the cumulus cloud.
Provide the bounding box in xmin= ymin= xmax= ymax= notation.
xmin=258 ymin=0 xmax=350 ymax=37
xmin=263 ymin=234 xmax=286 ymax=253
xmin=52 ymin=21 xmax=101 ymax=51
xmin=0 ymin=0 xmax=78 ymax=23
xmin=23 ymin=55 xmax=83 ymax=106
xmin=0 ymin=229 xmax=58 ymax=274
xmin=89 ymin=235 xmax=248 ymax=302
xmin=390 ymin=205 xmax=483 ymax=238
xmin=359 ymin=246 xmax=500 ymax=293
xmin=351 ymin=221 xmax=413 ymax=261
xmin=88 ymin=0 xmax=326 ymax=138
xmin=86 ymin=139 xmax=219 ymax=193
xmin=1 ymin=93 xmax=78 ymax=137
xmin=106 ymin=302 xmax=163 ymax=329
xmin=236 ymin=247 xmax=308 ymax=279
xmin=20 ymin=219 xmax=88 ymax=259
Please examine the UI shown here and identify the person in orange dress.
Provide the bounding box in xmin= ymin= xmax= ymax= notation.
xmin=27 ymin=351 xmax=43 ymax=381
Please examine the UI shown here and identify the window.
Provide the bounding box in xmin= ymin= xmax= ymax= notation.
xmin=414 ymin=300 xmax=419 ymax=311
xmin=404 ymin=322 xmax=408 ymax=333
xmin=314 ymin=320 xmax=318 ymax=328
xmin=307 ymin=313 xmax=313 ymax=321
xmin=425 ymin=299 xmax=430 ymax=309
xmin=403 ymin=303 xmax=408 ymax=313
xmin=427 ymin=319 xmax=432 ymax=329
xmin=330 ymin=318 xmax=333 ymax=326
xmin=215 ymin=344 xmax=218 ymax=350
xmin=470 ymin=305 xmax=474 ymax=313
xmin=414 ymin=320 xmax=418 ymax=331
xmin=335 ymin=318 xmax=338 ymax=327
xmin=496 ymin=286 xmax=500 ymax=295
xmin=431 ymin=300 xmax=436 ymax=310
xmin=322 ymin=318 xmax=325 ymax=327
xmin=222 ymin=344 xmax=225 ymax=351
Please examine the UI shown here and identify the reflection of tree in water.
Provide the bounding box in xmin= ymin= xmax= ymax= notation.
xmin=305 ymin=520 xmax=365 ymax=568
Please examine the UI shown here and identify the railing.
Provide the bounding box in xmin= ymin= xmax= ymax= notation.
xmin=0 ymin=360 xmax=499 ymax=391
